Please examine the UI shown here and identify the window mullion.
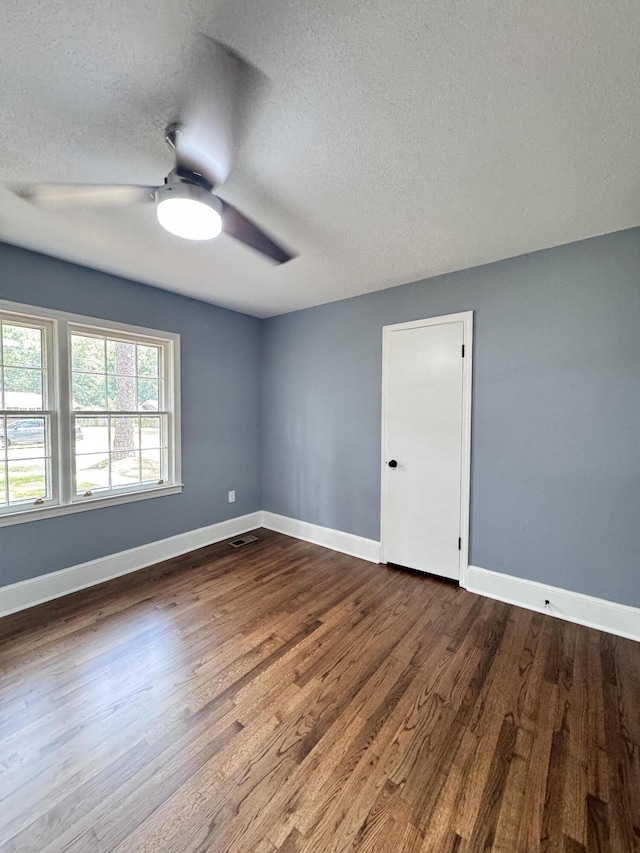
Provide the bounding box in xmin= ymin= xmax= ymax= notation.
xmin=56 ymin=319 xmax=73 ymax=506
xmin=0 ymin=318 xmax=4 ymax=409
xmin=164 ymin=343 xmax=172 ymax=487
xmin=41 ymin=321 xmax=58 ymax=508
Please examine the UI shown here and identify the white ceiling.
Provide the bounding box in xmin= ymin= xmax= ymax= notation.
xmin=1 ymin=1 xmax=639 ymax=318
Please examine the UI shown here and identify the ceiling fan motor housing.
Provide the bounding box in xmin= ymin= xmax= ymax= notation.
xmin=155 ymin=169 xmax=220 ymax=209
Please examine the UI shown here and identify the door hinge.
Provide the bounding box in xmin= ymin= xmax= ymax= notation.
xmin=461 ymin=344 xmax=465 ymax=357
xmin=458 ymin=537 xmax=462 ymax=550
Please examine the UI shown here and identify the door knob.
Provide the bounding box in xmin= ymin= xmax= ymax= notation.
xmin=388 ymin=459 xmax=398 ymax=468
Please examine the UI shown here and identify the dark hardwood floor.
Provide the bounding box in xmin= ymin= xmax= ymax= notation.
xmin=1 ymin=529 xmax=638 ymax=852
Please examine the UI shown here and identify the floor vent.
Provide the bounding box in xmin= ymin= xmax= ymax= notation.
xmin=229 ymin=534 xmax=259 ymax=549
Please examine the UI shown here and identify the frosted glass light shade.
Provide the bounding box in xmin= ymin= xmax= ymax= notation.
xmin=156 ymin=196 xmax=222 ymax=241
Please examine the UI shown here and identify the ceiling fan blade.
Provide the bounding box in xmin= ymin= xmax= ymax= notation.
xmin=176 ymin=36 xmax=267 ymax=187
xmin=220 ymin=200 xmax=295 ymax=264
xmin=11 ymin=184 xmax=156 ymax=207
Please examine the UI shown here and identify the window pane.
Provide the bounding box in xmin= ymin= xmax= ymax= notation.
xmin=137 ymin=345 xmax=159 ymax=377
xmin=111 ymin=451 xmax=140 ymax=488
xmin=110 ymin=417 xmax=140 ymax=452
xmin=76 ymin=417 xmax=109 ymax=453
xmin=106 ymin=339 xmax=116 ymax=374
xmin=112 ymin=452 xmax=142 ymax=487
xmin=141 ymin=416 xmax=162 ymax=449
xmin=72 ymin=372 xmax=107 ymax=411
xmin=72 ymin=335 xmax=105 ymax=373
xmin=138 ymin=378 xmax=159 ymax=411
xmin=141 ymin=449 xmax=161 ymax=482
xmin=108 ymin=374 xmax=137 ymax=411
xmin=8 ymin=459 xmax=47 ymax=503
xmin=8 ymin=442 xmax=46 ymax=461
xmin=3 ymin=324 xmax=43 ymax=368
xmin=107 ymin=340 xmax=136 ymax=375
xmin=3 ymin=368 xmax=44 ymax=409
xmin=76 ymin=453 xmax=110 ymax=494
xmin=5 ymin=417 xmax=47 ymax=457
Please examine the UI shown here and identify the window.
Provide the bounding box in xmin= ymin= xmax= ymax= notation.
xmin=0 ymin=301 xmax=181 ymax=526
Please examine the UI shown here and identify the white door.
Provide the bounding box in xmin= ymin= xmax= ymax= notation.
xmin=381 ymin=313 xmax=471 ymax=580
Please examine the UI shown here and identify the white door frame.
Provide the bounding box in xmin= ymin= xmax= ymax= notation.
xmin=380 ymin=311 xmax=473 ymax=585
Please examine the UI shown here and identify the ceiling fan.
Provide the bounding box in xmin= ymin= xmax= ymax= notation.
xmin=9 ymin=37 xmax=295 ymax=264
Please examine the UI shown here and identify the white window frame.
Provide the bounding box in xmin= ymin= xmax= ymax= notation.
xmin=0 ymin=299 xmax=182 ymax=528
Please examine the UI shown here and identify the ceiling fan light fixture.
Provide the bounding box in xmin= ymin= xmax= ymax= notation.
xmin=155 ymin=180 xmax=222 ymax=241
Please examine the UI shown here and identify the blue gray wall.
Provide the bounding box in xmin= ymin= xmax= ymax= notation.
xmin=0 ymin=242 xmax=262 ymax=586
xmin=3 ymin=230 xmax=639 ymax=608
xmin=262 ymin=228 xmax=640 ymax=608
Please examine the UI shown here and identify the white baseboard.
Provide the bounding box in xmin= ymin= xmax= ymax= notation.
xmin=4 ymin=511 xmax=636 ymax=645
xmin=260 ymin=511 xmax=381 ymax=564
xmin=0 ymin=510 xmax=379 ymax=618
xmin=0 ymin=512 xmax=262 ymax=618
xmin=465 ymin=565 xmax=640 ymax=643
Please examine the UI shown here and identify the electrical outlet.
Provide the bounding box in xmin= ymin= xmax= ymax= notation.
xmin=228 ymin=490 xmax=236 ymax=503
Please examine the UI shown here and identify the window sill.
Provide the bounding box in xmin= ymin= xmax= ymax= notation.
xmin=0 ymin=484 xmax=184 ymax=528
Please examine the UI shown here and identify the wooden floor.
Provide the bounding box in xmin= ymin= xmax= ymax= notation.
xmin=1 ymin=530 xmax=639 ymax=852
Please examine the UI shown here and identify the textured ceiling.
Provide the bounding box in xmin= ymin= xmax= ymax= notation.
xmin=1 ymin=0 xmax=639 ymax=317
